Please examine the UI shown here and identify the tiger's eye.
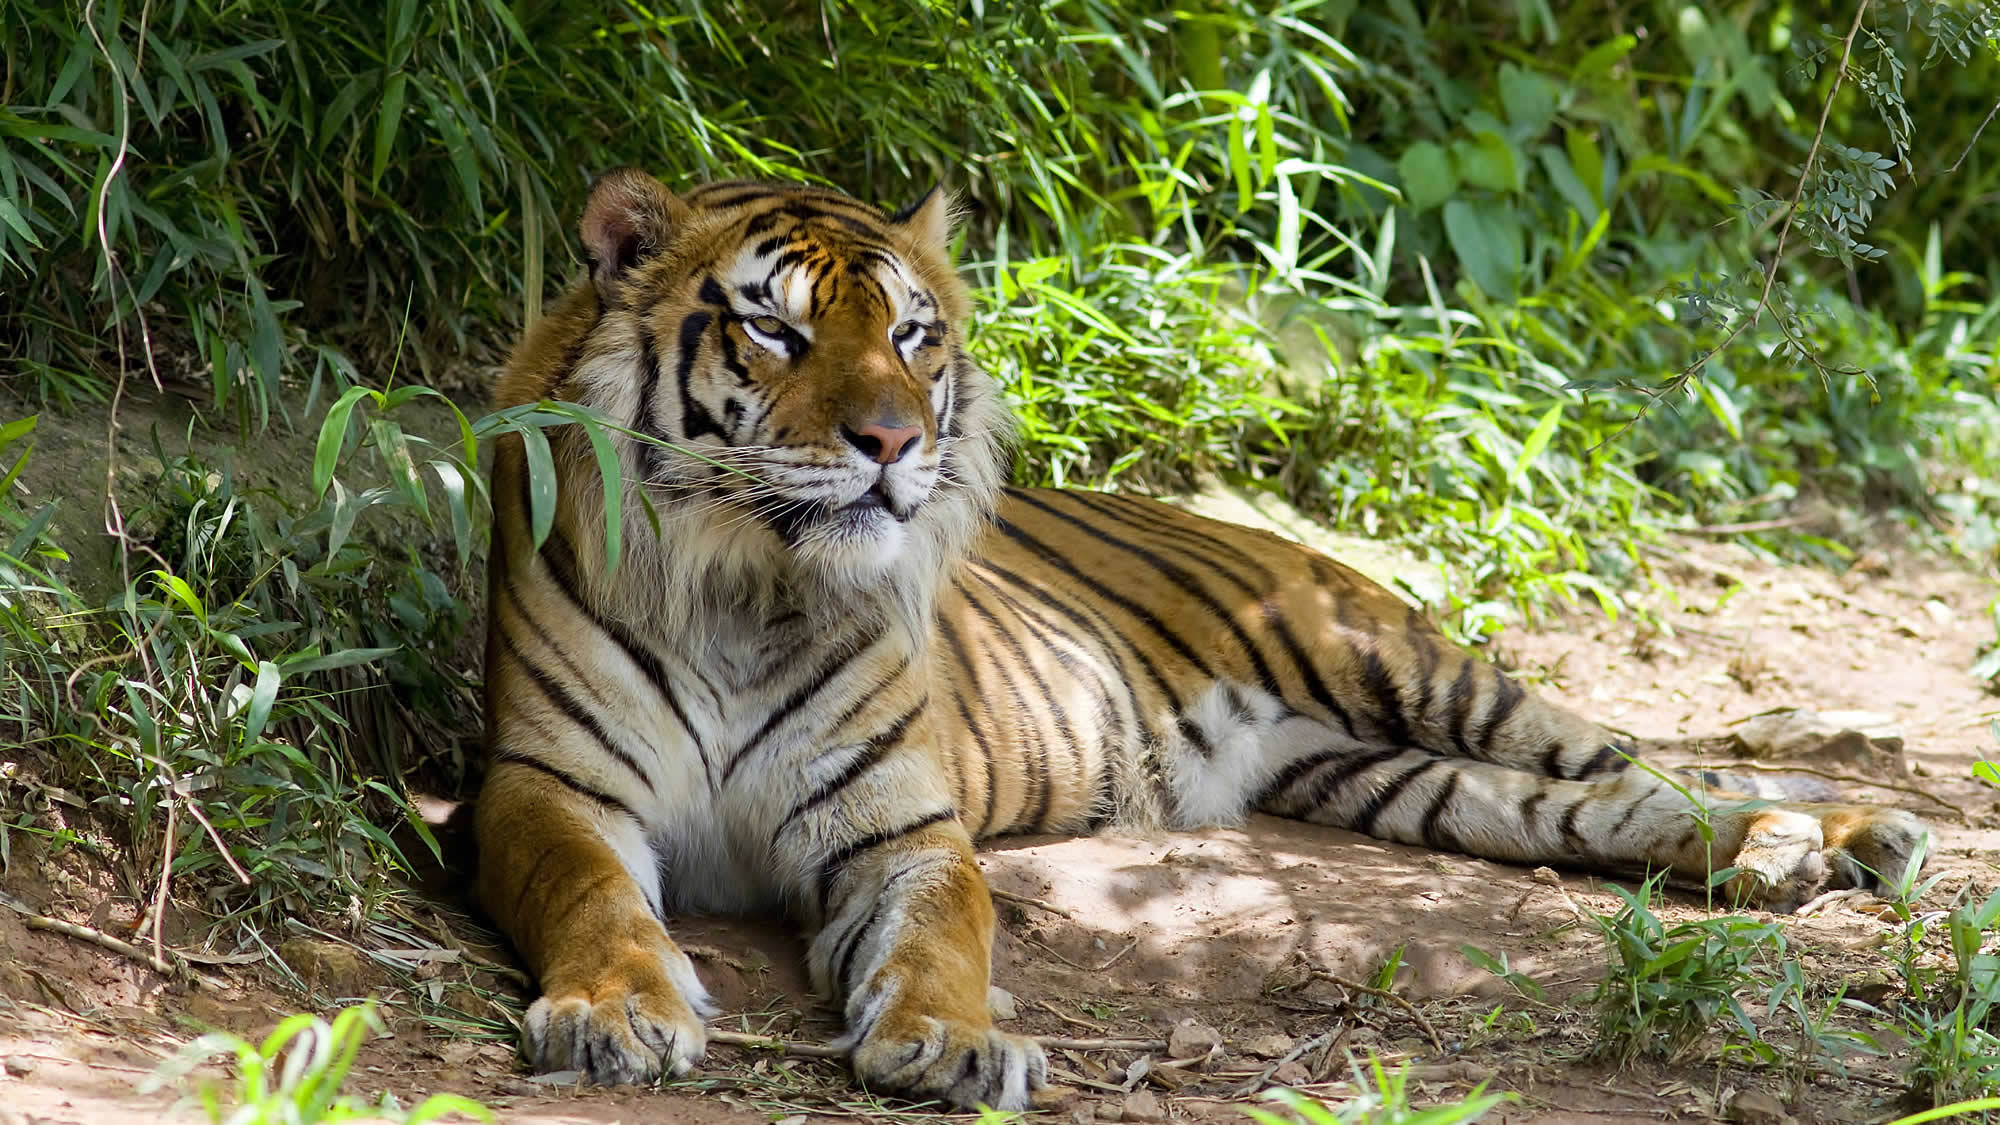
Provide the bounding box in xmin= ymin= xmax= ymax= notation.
xmin=747 ymin=315 xmax=788 ymax=336
xmin=893 ymin=320 xmax=922 ymax=342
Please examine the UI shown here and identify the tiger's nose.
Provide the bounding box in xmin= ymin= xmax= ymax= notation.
xmin=841 ymin=420 xmax=924 ymax=465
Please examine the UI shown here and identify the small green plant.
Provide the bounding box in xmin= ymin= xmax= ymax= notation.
xmin=1245 ymin=1055 xmax=1514 ymax=1125
xmin=1974 ymin=600 xmax=2000 ymax=688
xmin=1587 ymin=876 xmax=1786 ymax=1064
xmin=1743 ymin=963 xmax=1880 ymax=1104
xmin=145 ymin=1003 xmax=491 ymax=1124
xmin=1898 ymin=889 xmax=2000 ymax=1111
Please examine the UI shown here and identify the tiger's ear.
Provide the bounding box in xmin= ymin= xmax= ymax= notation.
xmin=890 ymin=185 xmax=958 ymax=260
xmin=580 ymin=168 xmax=687 ymax=294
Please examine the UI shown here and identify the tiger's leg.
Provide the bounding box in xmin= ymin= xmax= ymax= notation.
xmin=1369 ymin=637 xmax=1932 ymax=901
xmin=476 ymin=762 xmax=712 ymax=1083
xmin=778 ymin=767 xmax=1045 ymax=1108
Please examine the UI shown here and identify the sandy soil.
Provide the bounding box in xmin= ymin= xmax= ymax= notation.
xmin=2 ymin=536 xmax=1996 ymax=1125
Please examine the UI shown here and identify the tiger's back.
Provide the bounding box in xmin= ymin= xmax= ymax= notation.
xmin=475 ymin=171 xmax=1929 ymax=1110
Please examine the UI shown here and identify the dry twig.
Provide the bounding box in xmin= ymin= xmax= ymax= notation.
xmin=0 ymin=891 xmax=174 ymax=977
xmin=1024 ymin=936 xmax=1139 ymax=974
xmin=1232 ymin=1028 xmax=1342 ymax=1096
xmin=990 ymin=888 xmax=1076 ymax=920
xmin=1705 ymin=760 xmax=1967 ymax=820
xmin=1308 ymin=971 xmax=1444 ymax=1054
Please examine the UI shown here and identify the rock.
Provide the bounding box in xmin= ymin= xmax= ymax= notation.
xmin=1119 ymin=1089 xmax=1166 ymax=1123
xmin=1272 ymin=1060 xmax=1311 ymax=1085
xmin=1032 ymin=1085 xmax=1084 ymax=1113
xmin=1727 ymin=708 xmax=1907 ymax=781
xmin=1725 ymin=1088 xmax=1796 ymax=1125
xmin=987 ymin=985 xmax=1019 ymax=1021
xmin=1167 ymin=1018 xmax=1222 ymax=1059
xmin=1 ymin=1055 xmax=35 ymax=1077
xmin=278 ymin=938 xmax=372 ymax=997
xmin=1242 ymin=1033 xmax=1294 ymax=1059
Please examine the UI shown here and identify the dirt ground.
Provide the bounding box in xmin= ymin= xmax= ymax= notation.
xmin=2 ymin=532 xmax=1997 ymax=1125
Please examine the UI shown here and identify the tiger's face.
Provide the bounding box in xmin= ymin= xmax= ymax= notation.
xmin=563 ymin=171 xmax=1002 ymax=586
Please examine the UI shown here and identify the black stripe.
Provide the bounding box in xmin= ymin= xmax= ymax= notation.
xmin=1060 ymin=491 xmax=1272 ymax=595
xmin=1520 ymin=788 xmax=1549 ymax=837
xmin=720 ymin=641 xmax=865 ymax=786
xmin=1406 ymin=607 xmax=1441 ymax=730
xmin=1607 ymin=792 xmax=1650 ymax=839
xmin=1177 ymin=716 xmax=1214 ymax=759
xmin=1360 ymin=646 xmax=1414 ymax=747
xmin=690 ymin=185 xmax=785 ymax=210
xmin=1474 ymin=669 xmax=1526 ymax=754
xmin=831 ymin=897 xmax=889 ymax=996
xmin=1303 ymin=745 xmax=1411 ymax=812
xmin=1443 ymin=659 xmax=1479 ymax=758
xmin=1064 ymin=491 xmax=1273 ymax=579
xmin=1558 ymin=800 xmax=1586 ymax=849
xmin=1573 ymin=743 xmax=1627 ymax=779
xmin=955 ymin=579 xmax=1062 ymax=830
xmin=993 ymin=510 xmax=1219 ymax=687
xmin=1540 ymin=739 xmax=1568 ymax=780
xmin=1012 ymin=490 xmax=1290 ymax=693
xmin=1420 ymin=773 xmax=1463 ymax=851
xmin=495 ymin=628 xmax=656 ymax=796
xmin=497 ymin=574 xmax=620 ymax=716
xmin=965 ymin=566 xmax=1122 ymax=784
xmin=1357 ymin=759 xmax=1436 ymax=835
xmin=774 ymin=701 xmax=926 ymax=840
xmin=938 ymin=617 xmax=1002 ymax=837
xmin=817 ymin=808 xmax=957 ymax=906
xmin=493 ymin=750 xmax=636 ymax=820
xmin=539 ymin=533 xmax=711 ymax=785
xmin=1254 ymin=747 xmax=1347 ymax=806
xmin=507 ymin=838 xmax=566 ymax=924
xmin=978 ymin=555 xmax=1172 ymax=717
xmin=818 ymin=657 xmax=912 ymax=748
xmin=674 ymin=310 xmax=725 ymax=441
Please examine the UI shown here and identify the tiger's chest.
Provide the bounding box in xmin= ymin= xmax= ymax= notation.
xmin=643 ymin=613 xmax=934 ymax=912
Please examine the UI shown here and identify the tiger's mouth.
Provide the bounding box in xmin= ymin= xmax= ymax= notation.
xmin=839 ymin=481 xmax=915 ymax=522
xmin=753 ymin=480 xmax=920 ymax=552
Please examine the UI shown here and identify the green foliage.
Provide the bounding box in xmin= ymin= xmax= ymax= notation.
xmin=7 ymin=0 xmax=1999 ymax=591
xmin=1586 ymin=877 xmax=1787 ymax=1064
xmin=1897 ymin=889 xmax=2000 ymax=1112
xmin=1245 ymin=1056 xmax=1514 ymax=1125
xmin=0 ymin=394 xmax=486 ymax=934
xmin=146 ymin=1002 xmax=491 ymax=1124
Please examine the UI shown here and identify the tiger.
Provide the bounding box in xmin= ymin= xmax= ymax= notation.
xmin=474 ymin=168 xmax=1928 ymax=1110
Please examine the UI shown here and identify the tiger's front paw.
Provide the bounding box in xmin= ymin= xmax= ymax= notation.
xmin=1723 ymin=808 xmax=1828 ymax=913
xmin=523 ymin=925 xmax=715 ymax=1086
xmin=851 ymin=1013 xmax=1047 ymax=1110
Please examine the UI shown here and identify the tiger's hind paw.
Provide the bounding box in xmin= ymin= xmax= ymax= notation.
xmin=850 ymin=1014 xmax=1047 ymax=1110
xmin=1819 ymin=805 xmax=1930 ymax=896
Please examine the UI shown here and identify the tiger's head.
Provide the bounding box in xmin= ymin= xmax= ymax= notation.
xmin=511 ymin=170 xmax=1012 ymax=614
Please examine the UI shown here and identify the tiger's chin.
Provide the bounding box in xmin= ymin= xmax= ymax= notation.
xmin=792 ymin=505 xmax=915 ymax=585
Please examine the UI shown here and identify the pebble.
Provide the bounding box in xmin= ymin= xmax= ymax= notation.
xmin=1 ymin=1056 xmax=35 ymax=1078
xmin=987 ymin=985 xmax=1019 ymax=1021
xmin=1725 ymin=1088 xmax=1797 ymax=1125
xmin=1168 ymin=1018 xmax=1222 ymax=1059
xmin=1242 ymin=1032 xmax=1294 ymax=1059
xmin=1119 ymin=1089 xmax=1166 ymax=1123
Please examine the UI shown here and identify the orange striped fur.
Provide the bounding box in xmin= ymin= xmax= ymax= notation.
xmin=475 ymin=170 xmax=1928 ymax=1107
